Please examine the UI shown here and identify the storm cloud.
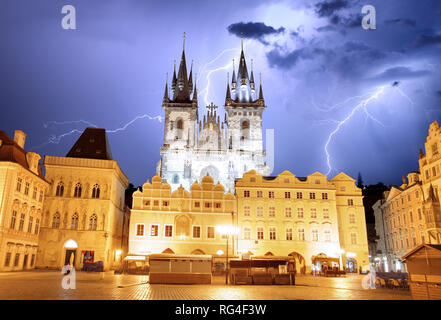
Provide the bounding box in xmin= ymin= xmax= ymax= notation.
xmin=227 ymin=22 xmax=285 ymax=45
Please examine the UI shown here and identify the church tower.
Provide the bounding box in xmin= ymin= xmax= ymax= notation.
xmin=157 ymin=35 xmax=270 ymax=192
xmin=158 ymin=34 xmax=198 ymax=186
xmin=224 ymin=36 xmax=267 ymax=174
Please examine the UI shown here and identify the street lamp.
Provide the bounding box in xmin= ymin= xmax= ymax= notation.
xmin=337 ymin=249 xmax=345 ymax=271
xmin=216 ymin=225 xmax=239 ymax=284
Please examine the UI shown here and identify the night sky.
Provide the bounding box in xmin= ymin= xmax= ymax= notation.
xmin=1 ymin=0 xmax=440 ymax=187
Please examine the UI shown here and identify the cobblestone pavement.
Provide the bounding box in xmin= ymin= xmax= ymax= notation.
xmin=0 ymin=270 xmax=412 ymax=300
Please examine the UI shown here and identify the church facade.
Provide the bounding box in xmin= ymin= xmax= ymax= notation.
xmin=156 ymin=40 xmax=270 ymax=192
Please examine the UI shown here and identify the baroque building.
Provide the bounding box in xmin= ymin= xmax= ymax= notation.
xmin=156 ymin=39 xmax=270 ymax=192
xmin=129 ymin=173 xmax=236 ymax=257
xmin=235 ymin=170 xmax=369 ymax=273
xmin=130 ymin=169 xmax=370 ymax=273
xmin=373 ymin=120 xmax=441 ymax=272
xmin=0 ymin=130 xmax=49 ymax=271
xmin=36 ymin=128 xmax=130 ymax=271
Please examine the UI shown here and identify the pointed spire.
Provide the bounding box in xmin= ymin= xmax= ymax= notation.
xmin=231 ymin=59 xmax=236 ymax=84
xmin=241 ymin=32 xmax=244 ymax=51
xmin=188 ymin=60 xmax=193 ymax=93
xmin=250 ymin=59 xmax=255 ymax=83
xmin=174 ymin=33 xmax=191 ymax=102
xmin=192 ymin=74 xmax=198 ymax=103
xmin=419 ymin=149 xmax=424 ymax=159
xmin=258 ymin=73 xmax=264 ymax=100
xmin=172 ymin=60 xmax=177 ymax=92
xmin=183 ymin=31 xmax=186 ymax=50
xmin=163 ymin=72 xmax=169 ymax=103
xmin=225 ymin=72 xmax=231 ymax=103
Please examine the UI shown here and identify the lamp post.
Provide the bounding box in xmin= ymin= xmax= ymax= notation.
xmin=337 ymin=249 xmax=345 ymax=272
xmin=216 ymin=225 xmax=239 ymax=284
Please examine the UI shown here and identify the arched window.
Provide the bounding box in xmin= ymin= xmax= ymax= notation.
xmin=52 ymin=212 xmax=60 ymax=229
xmin=173 ymin=175 xmax=179 ymax=184
xmin=56 ymin=182 xmax=64 ymax=197
xmin=177 ymin=119 xmax=183 ymax=130
xmin=71 ymin=213 xmax=79 ymax=230
xmin=92 ymin=184 xmax=100 ymax=199
xmin=89 ymin=214 xmax=98 ymax=231
xmin=74 ymin=183 xmax=82 ymax=198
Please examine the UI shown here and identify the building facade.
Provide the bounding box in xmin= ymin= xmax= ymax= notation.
xmin=129 ymin=173 xmax=236 ymax=257
xmin=373 ymin=173 xmax=425 ymax=272
xmin=0 ymin=130 xmax=49 ymax=271
xmin=373 ymin=121 xmax=441 ymax=272
xmin=130 ymin=169 xmax=370 ymax=273
xmin=235 ymin=170 xmax=370 ymax=273
xmin=157 ymin=39 xmax=270 ymax=193
xmin=36 ymin=128 xmax=129 ymax=271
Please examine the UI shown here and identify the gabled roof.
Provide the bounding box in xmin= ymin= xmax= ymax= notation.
xmin=66 ymin=128 xmax=113 ymax=160
xmin=0 ymin=130 xmax=44 ymax=179
xmin=329 ymin=172 xmax=355 ymax=182
xmin=386 ymin=186 xmax=402 ymax=202
xmin=402 ymin=244 xmax=441 ymax=260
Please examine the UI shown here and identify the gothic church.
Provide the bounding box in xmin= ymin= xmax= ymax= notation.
xmin=156 ymin=39 xmax=270 ymax=192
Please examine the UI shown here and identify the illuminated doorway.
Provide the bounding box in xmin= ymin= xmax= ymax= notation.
xmin=64 ymin=239 xmax=78 ymax=267
xmin=346 ymin=258 xmax=357 ymax=273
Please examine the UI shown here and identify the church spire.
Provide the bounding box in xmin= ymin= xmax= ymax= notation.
xmin=173 ymin=33 xmax=191 ymax=102
xmin=225 ymin=72 xmax=231 ymax=104
xmin=188 ymin=60 xmax=193 ymax=93
xmin=172 ymin=60 xmax=177 ymax=94
xmin=231 ymin=59 xmax=236 ymax=85
xmin=192 ymin=74 xmax=198 ymax=103
xmin=163 ymin=72 xmax=169 ymax=103
xmin=258 ymin=73 xmax=264 ymax=100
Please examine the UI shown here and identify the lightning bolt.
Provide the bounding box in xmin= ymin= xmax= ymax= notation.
xmin=324 ymin=86 xmax=387 ymax=176
xmin=32 ymin=114 xmax=162 ymax=150
xmin=394 ymin=86 xmax=415 ymax=105
xmin=198 ymin=40 xmax=251 ymax=106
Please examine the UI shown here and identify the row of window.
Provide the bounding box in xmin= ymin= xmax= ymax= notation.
xmin=386 ymin=208 xmax=424 ymax=230
xmin=135 ymin=224 xmax=224 ymax=240
xmin=55 ymin=182 xmax=101 ymax=199
xmin=144 ymin=200 xmax=222 ymax=209
xmin=242 ymin=190 xmax=355 ymax=205
xmin=134 ymin=223 xmax=358 ymax=244
xmin=16 ymin=177 xmax=44 ymax=202
xmin=51 ymin=212 xmax=98 ymax=231
xmin=387 ymin=191 xmax=420 ymax=210
xmin=242 ymin=206 xmax=357 ymax=223
xmin=243 ymin=190 xmax=332 ymax=200
xmin=424 ymin=165 xmax=439 ymax=180
xmin=387 ymin=232 xmax=425 ymax=252
xmin=10 ymin=211 xmax=40 ymax=235
xmin=4 ymin=252 xmax=35 ymax=268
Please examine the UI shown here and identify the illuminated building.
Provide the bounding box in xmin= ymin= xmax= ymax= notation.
xmin=235 ymin=170 xmax=370 ymax=273
xmin=129 ymin=173 xmax=236 ymax=256
xmin=0 ymin=130 xmax=49 ymax=271
xmin=35 ymin=128 xmax=129 ymax=271
xmin=130 ymin=169 xmax=369 ymax=273
xmin=157 ymin=37 xmax=270 ymax=193
xmin=373 ymin=121 xmax=441 ymax=272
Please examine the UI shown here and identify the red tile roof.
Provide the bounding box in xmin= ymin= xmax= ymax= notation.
xmin=0 ymin=130 xmax=44 ymax=179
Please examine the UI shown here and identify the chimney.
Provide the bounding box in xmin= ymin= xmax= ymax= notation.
xmin=14 ymin=130 xmax=27 ymax=149
xmin=26 ymin=152 xmax=41 ymax=175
